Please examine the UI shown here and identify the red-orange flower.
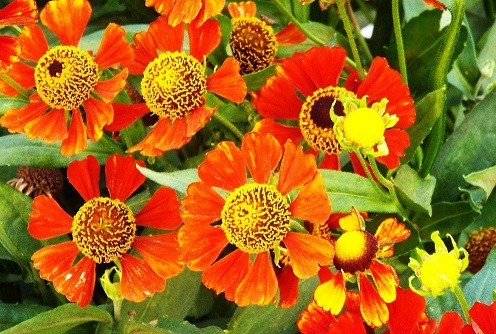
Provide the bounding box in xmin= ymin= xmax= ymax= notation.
xmin=424 ymin=0 xmax=446 ymax=10
xmin=253 ymin=45 xmax=415 ymax=169
xmin=0 ymin=0 xmax=132 ymax=156
xmin=107 ymin=16 xmax=246 ymax=157
xmin=144 ymin=0 xmax=225 ymax=27
xmin=28 ymin=154 xmax=183 ymax=307
xmin=179 ymin=131 xmax=333 ymax=307
xmin=314 ymin=208 xmax=410 ymax=328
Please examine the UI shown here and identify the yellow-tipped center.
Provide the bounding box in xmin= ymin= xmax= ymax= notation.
xmin=221 ymin=183 xmax=291 ymax=253
xmin=419 ymin=253 xmax=460 ymax=294
xmin=343 ymin=107 xmax=385 ymax=149
xmin=229 ymin=17 xmax=277 ymax=74
xmin=34 ymin=46 xmax=98 ymax=110
xmin=299 ymin=86 xmax=356 ymax=155
xmin=334 ymin=230 xmax=378 ymax=274
xmin=141 ymin=51 xmax=207 ymax=121
xmin=72 ymin=197 xmax=136 ymax=264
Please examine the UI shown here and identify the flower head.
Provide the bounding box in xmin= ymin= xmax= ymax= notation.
xmin=28 ymin=154 xmax=183 ymax=307
xmin=464 ymin=227 xmax=496 ymax=274
xmin=7 ymin=166 xmax=64 ymax=198
xmin=0 ymin=0 xmax=133 ymax=156
xmin=144 ymin=0 xmax=225 ymax=27
xmin=179 ymin=131 xmax=333 ymax=307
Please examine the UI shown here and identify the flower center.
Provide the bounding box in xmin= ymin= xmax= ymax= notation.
xmin=343 ymin=107 xmax=385 ymax=149
xmin=465 ymin=227 xmax=496 ymax=274
xmin=299 ymin=86 xmax=356 ymax=155
xmin=72 ymin=197 xmax=136 ymax=264
xmin=333 ymin=230 xmax=378 ymax=274
xmin=141 ymin=51 xmax=207 ymax=121
xmin=229 ymin=17 xmax=277 ymax=74
xmin=419 ymin=253 xmax=460 ymax=293
xmin=34 ymin=46 xmax=99 ymax=110
xmin=221 ymin=183 xmax=291 ymax=254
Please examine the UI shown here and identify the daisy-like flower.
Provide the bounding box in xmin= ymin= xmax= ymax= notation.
xmin=464 ymin=227 xmax=496 ymax=274
xmin=179 ymin=131 xmax=333 ymax=307
xmin=28 ymin=154 xmax=183 ymax=307
xmin=0 ymin=0 xmax=38 ymax=73
xmin=0 ymin=0 xmax=132 ymax=156
xmin=227 ymin=1 xmax=306 ymax=75
xmin=252 ymin=45 xmax=415 ymax=169
xmin=314 ymin=207 xmax=411 ymax=328
xmin=107 ymin=16 xmax=246 ymax=157
xmin=144 ymin=0 xmax=225 ymax=27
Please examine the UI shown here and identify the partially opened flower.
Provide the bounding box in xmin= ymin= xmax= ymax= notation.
xmin=314 ymin=208 xmax=411 ymax=328
xmin=28 ymin=154 xmax=183 ymax=307
xmin=0 ymin=0 xmax=132 ymax=156
xmin=179 ymin=131 xmax=333 ymax=307
xmin=144 ymin=0 xmax=225 ymax=27
xmin=107 ymin=16 xmax=246 ymax=156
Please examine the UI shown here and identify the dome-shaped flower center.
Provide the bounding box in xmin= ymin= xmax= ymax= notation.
xmin=141 ymin=51 xmax=207 ymax=121
xmin=465 ymin=227 xmax=496 ymax=274
xmin=72 ymin=197 xmax=136 ymax=264
xmin=299 ymin=86 xmax=356 ymax=155
xmin=221 ymin=183 xmax=291 ymax=254
xmin=334 ymin=230 xmax=378 ymax=274
xmin=343 ymin=107 xmax=385 ymax=148
xmin=229 ymin=17 xmax=277 ymax=74
xmin=34 ymin=45 xmax=98 ymax=110
xmin=419 ymin=253 xmax=460 ymax=294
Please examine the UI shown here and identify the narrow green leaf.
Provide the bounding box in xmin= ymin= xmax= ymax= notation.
xmin=394 ymin=165 xmax=436 ymax=215
xmin=464 ymin=247 xmax=496 ymax=306
xmin=137 ymin=166 xmax=199 ymax=195
xmin=243 ymin=65 xmax=277 ymax=92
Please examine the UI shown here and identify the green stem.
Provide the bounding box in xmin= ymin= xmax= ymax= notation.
xmin=355 ymin=0 xmax=374 ymax=22
xmin=336 ymin=0 xmax=364 ymax=79
xmin=346 ymin=1 xmax=373 ymax=64
xmin=212 ymin=112 xmax=244 ymax=141
xmin=353 ymin=150 xmax=384 ymax=195
xmin=453 ymin=284 xmax=471 ymax=323
xmin=113 ymin=299 xmax=123 ymax=322
xmin=0 ymin=73 xmax=30 ymax=98
xmin=290 ymin=220 xmax=308 ymax=233
xmin=392 ymin=0 xmax=408 ymax=83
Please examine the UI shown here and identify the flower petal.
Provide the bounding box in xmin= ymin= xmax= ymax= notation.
xmin=469 ymin=301 xmax=496 ymax=334
xmin=206 ymin=57 xmax=246 ymax=103
xmin=24 ymin=108 xmax=68 ymax=142
xmin=94 ymin=23 xmax=133 ymax=69
xmin=188 ymin=17 xmax=221 ymax=61
xmin=18 ymin=24 xmax=49 ymax=62
xmin=105 ymin=154 xmax=145 ymax=202
xmin=241 ymin=132 xmax=282 ymax=184
xmin=376 ymin=128 xmax=410 ymax=169
xmin=369 ymin=260 xmax=398 ymax=303
xmin=31 ymin=241 xmax=79 ymax=281
xmin=387 ymin=287 xmax=430 ymax=334
xmin=0 ymin=35 xmax=20 ymax=73
xmin=253 ymin=119 xmax=303 ymax=146
xmin=105 ymin=102 xmax=149 ymax=132
xmin=297 ymin=301 xmax=336 ymax=334
xmin=135 ymin=187 xmax=182 ymax=229
xmin=375 ymin=217 xmax=411 ymax=246
xmin=277 ymin=266 xmax=299 ymax=308
xmin=0 ymin=0 xmax=38 ymax=26
xmin=147 ymin=16 xmax=183 ymax=53
xmin=437 ymin=311 xmax=465 ymax=334
xmin=358 ymin=273 xmax=389 ymax=328
xmin=227 ymin=1 xmax=256 ymax=18
xmin=28 ymin=195 xmax=73 ymax=239
xmin=60 ymin=107 xmax=87 ymax=156
xmin=314 ymin=270 xmax=346 ymax=315
xmin=126 ymin=31 xmax=158 ymax=74
xmin=289 ymin=173 xmax=331 ymax=224
xmin=120 ymin=253 xmax=165 ymax=303
xmin=83 ymin=98 xmax=114 ymax=142
xmin=168 ymin=0 xmax=201 ymax=26
xmin=67 ymin=154 xmax=100 ymax=201
xmin=181 ymin=182 xmax=224 ymax=225
xmin=0 ymin=102 xmax=48 ymax=133
xmin=185 ymin=105 xmax=216 ymax=138
xmin=252 ymin=75 xmax=302 ymax=120
xmin=197 ymin=0 xmax=225 ymax=26
xmin=94 ymin=69 xmax=128 ymax=104
xmin=277 ymin=140 xmax=317 ymax=195
xmin=275 ymin=23 xmax=307 ymax=46
xmin=52 ymin=257 xmax=96 ymax=307
xmin=284 ymin=232 xmax=333 ymax=278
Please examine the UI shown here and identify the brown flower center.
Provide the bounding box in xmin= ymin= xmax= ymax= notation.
xmin=465 ymin=227 xmax=496 ymax=274
xmin=333 ymin=230 xmax=378 ymax=274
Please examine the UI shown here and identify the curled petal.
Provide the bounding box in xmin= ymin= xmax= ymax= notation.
xmin=284 ymin=232 xmax=333 ymax=278
xmin=105 ymin=154 xmax=145 ymax=202
xmin=358 ymin=273 xmax=389 ymax=328
xmin=241 ymin=132 xmax=282 ymax=184
xmin=120 ymin=254 xmax=165 ymax=303
xmin=32 ymin=241 xmax=79 ymax=281
xmin=28 ymin=195 xmax=73 ymax=239
xmin=52 ymin=257 xmax=96 ymax=307
xmin=135 ymin=187 xmax=182 ymax=229
xmin=375 ymin=217 xmax=410 ymax=246
xmin=60 ymin=107 xmax=87 ymax=156
xmin=369 ymin=260 xmax=398 ymax=303
xmin=67 ymin=154 xmax=100 ymax=201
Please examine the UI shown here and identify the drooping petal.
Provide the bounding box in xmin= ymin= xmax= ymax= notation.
xmin=105 ymin=102 xmax=149 ymax=132
xmin=0 ymin=102 xmax=48 ymax=133
xmin=24 ymin=108 xmax=68 ymax=142
xmin=241 ymin=132 xmax=282 ymax=184
xmin=0 ymin=0 xmax=38 ymax=26
xmin=188 ymin=17 xmax=221 ymax=61
xmin=31 ymin=241 xmax=79 ymax=281
xmin=93 ymin=69 xmax=128 ymax=104
xmin=297 ymin=300 xmax=336 ymax=334
xmin=153 ymin=117 xmax=191 ymax=152
xmin=284 ymin=232 xmax=333 ymax=278
xmin=369 ymin=260 xmax=398 ymax=303
xmin=105 ymin=154 xmax=146 ymax=202
xmin=314 ymin=270 xmax=346 ymax=315
xmin=253 ymin=119 xmax=303 ymax=146
xmin=127 ymin=119 xmax=185 ymax=156
xmin=83 ymin=98 xmax=114 ymax=142
xmin=0 ymin=36 xmax=20 ymax=73
xmin=197 ymin=0 xmax=225 ymax=26
xmin=67 ymin=154 xmax=100 ymax=201
xmin=120 ymin=253 xmax=166 ymax=303
xmin=135 ymin=187 xmax=182 ymax=229
xmin=469 ymin=301 xmax=496 ymax=334
xmin=375 ymin=217 xmax=411 ymax=246
xmin=436 ymin=312 xmax=465 ymax=334
xmin=94 ymin=23 xmax=134 ymax=69
xmin=60 ymin=107 xmax=87 ymax=156
xmin=320 ymin=152 xmax=340 ymax=170
xmin=275 ymin=23 xmax=307 ymax=46
xmin=330 ymin=313 xmax=368 ymax=334
xmin=277 ymin=140 xmax=317 ymax=195
xmin=28 ymin=195 xmax=73 ymax=239
xmin=147 ymin=16 xmax=184 ymax=53
xmin=185 ymin=105 xmax=216 ymax=138
xmin=206 ymin=57 xmax=246 ymax=103
xmin=277 ymin=266 xmax=299 ymax=308
xmin=289 ymin=173 xmax=331 ymax=224
xmin=18 ymin=24 xmax=49 ymax=62
xmin=181 ymin=182 xmax=224 ymax=225
xmin=358 ymin=273 xmax=389 ymax=328
xmin=387 ymin=287 xmax=430 ymax=334
xmin=168 ymin=0 xmax=202 ymax=26
xmin=52 ymin=257 xmax=96 ymax=307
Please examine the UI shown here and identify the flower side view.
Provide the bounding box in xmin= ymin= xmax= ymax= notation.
xmin=28 ymin=154 xmax=183 ymax=307
xmin=144 ymin=0 xmax=225 ymax=27
xmin=179 ymin=131 xmax=333 ymax=307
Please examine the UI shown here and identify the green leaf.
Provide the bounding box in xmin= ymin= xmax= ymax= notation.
xmin=1 ymin=304 xmax=113 ymax=334
xmin=137 ymin=166 xmax=199 ymax=195
xmin=243 ymin=65 xmax=277 ymax=92
xmin=0 ymin=95 xmax=29 ymax=115
xmin=477 ymin=21 xmax=496 ymax=93
xmin=121 ymin=318 xmax=223 ymax=334
xmin=458 ymin=190 xmax=496 ymax=248
xmin=394 ymin=165 xmax=436 ymax=215
xmin=464 ymin=247 xmax=496 ymax=306
xmin=0 ymin=304 xmax=51 ymax=331
xmin=463 ymin=165 xmax=496 ymax=199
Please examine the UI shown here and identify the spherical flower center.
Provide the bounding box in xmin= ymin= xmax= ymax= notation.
xmin=72 ymin=197 xmax=136 ymax=264
xmin=141 ymin=51 xmax=207 ymax=121
xmin=221 ymin=183 xmax=291 ymax=254
xmin=333 ymin=230 xmax=378 ymax=274
xmin=419 ymin=253 xmax=460 ymax=294
xmin=343 ymin=107 xmax=385 ymax=148
xmin=229 ymin=17 xmax=277 ymax=74
xmin=34 ymin=45 xmax=99 ymax=110
xmin=299 ymin=86 xmax=357 ymax=155
xmin=465 ymin=227 xmax=496 ymax=274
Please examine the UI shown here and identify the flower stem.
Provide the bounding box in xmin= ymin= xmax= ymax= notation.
xmin=0 ymin=73 xmax=30 ymax=99
xmin=336 ymin=0 xmax=364 ymax=79
xmin=392 ymin=0 xmax=408 ymax=83
xmin=353 ymin=150 xmax=384 ymax=195
xmin=212 ymin=112 xmax=244 ymax=141
xmin=113 ymin=298 xmax=123 ymax=322
xmin=346 ymin=1 xmax=373 ymax=64
xmin=453 ymin=284 xmax=471 ymax=323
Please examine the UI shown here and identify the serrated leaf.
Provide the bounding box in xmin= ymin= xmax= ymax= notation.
xmin=464 ymin=247 xmax=496 ymax=306
xmin=137 ymin=166 xmax=199 ymax=195
xmin=394 ymin=165 xmax=436 ymax=215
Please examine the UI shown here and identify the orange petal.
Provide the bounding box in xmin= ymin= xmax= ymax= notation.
xmin=126 ymin=31 xmax=158 ymax=75
xmin=369 ymin=260 xmax=398 ymax=303
xmin=0 ymin=0 xmax=37 ymax=25
xmin=52 ymin=257 xmax=96 ymax=307
xmin=424 ymin=0 xmax=447 ymax=10
xmin=18 ymin=24 xmax=49 ymax=62
xmin=153 ymin=117 xmax=191 ymax=152
xmin=358 ymin=273 xmax=389 ymax=328
xmin=277 ymin=140 xmax=317 ymax=195
xmin=284 ymin=232 xmax=333 ymax=278
xmin=127 ymin=119 xmax=178 ymax=157
xmin=196 ymin=0 xmax=225 ymax=27
xmin=234 ymin=252 xmax=278 ymax=307
xmin=105 ymin=102 xmax=149 ymax=132
xmin=314 ymin=270 xmax=346 ymax=314
xmin=252 ymin=75 xmax=302 ymax=120
xmin=374 ymin=217 xmax=411 ymax=246
xmin=60 ymin=108 xmax=87 ymax=156
xmin=94 ymin=69 xmax=128 ymax=104
xmin=67 ymin=154 xmax=100 ymax=201
xmin=1 ymin=60 xmax=35 ymax=93
xmin=105 ymin=154 xmax=145 ymax=201
xmin=40 ymin=0 xmax=91 ymax=46
xmin=206 ymin=57 xmax=246 ymax=103
xmin=168 ymin=0 xmax=201 ymax=26
xmin=119 ymin=253 xmax=166 ymax=303
xmin=31 ymin=241 xmax=79 ymax=281
xmin=83 ymin=98 xmax=113 ymax=142
xmin=28 ymin=195 xmax=73 ymax=239
xmin=277 ymin=266 xmax=299 ymax=308
xmin=148 ymin=16 xmax=184 ymax=53
xmin=0 ymin=102 xmax=48 ymax=133
xmin=198 ymin=140 xmax=247 ymax=191
xmin=185 ymin=105 xmax=215 ymax=138
xmin=289 ymin=173 xmax=330 ymax=224
xmin=188 ymin=18 xmax=221 ymax=61
xmin=297 ymin=300 xmax=336 ymax=334
xmin=332 ymin=313 xmax=367 ymax=334
xmin=253 ymin=119 xmax=303 ymax=146
xmin=25 ymin=108 xmax=68 ymax=142
xmin=0 ymin=35 xmax=20 ymax=73
xmin=181 ymin=182 xmax=225 ymax=225
xmin=241 ymin=132 xmax=282 ymax=184
xmin=135 ymin=187 xmax=182 ymax=229
xmin=275 ymin=23 xmax=306 ymax=46
xmin=94 ymin=23 xmax=133 ymax=69
xmin=144 ymin=0 xmax=173 ymax=15
xmin=132 ymin=234 xmax=183 ymax=279
xmin=227 ymin=1 xmax=256 ymax=18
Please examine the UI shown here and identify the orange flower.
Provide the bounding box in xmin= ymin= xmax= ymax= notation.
xmin=253 ymin=45 xmax=415 ymax=169
xmin=0 ymin=0 xmax=132 ymax=156
xmin=28 ymin=154 xmax=183 ymax=307
xmin=313 ymin=208 xmax=410 ymax=328
xmin=424 ymin=0 xmax=446 ymax=10
xmin=179 ymin=131 xmax=333 ymax=307
xmin=107 ymin=16 xmax=246 ymax=157
xmin=144 ymin=0 xmax=225 ymax=27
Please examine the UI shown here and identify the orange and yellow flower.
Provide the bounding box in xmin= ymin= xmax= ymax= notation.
xmin=0 ymin=0 xmax=132 ymax=156
xmin=179 ymin=131 xmax=333 ymax=307
xmin=107 ymin=16 xmax=246 ymax=156
xmin=313 ymin=208 xmax=410 ymax=328
xmin=28 ymin=154 xmax=183 ymax=307
xmin=144 ymin=0 xmax=225 ymax=27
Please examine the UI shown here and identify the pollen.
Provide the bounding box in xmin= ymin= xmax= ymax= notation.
xmin=72 ymin=197 xmax=136 ymax=264
xmin=333 ymin=230 xmax=378 ymax=274
xmin=221 ymin=183 xmax=291 ymax=254
xmin=34 ymin=45 xmax=99 ymax=110
xmin=343 ymin=107 xmax=386 ymax=149
xmin=229 ymin=17 xmax=277 ymax=74
xmin=141 ymin=51 xmax=207 ymax=121
xmin=465 ymin=227 xmax=496 ymax=274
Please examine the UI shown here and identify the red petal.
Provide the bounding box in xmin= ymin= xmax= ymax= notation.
xmin=289 ymin=173 xmax=331 ymax=223
xmin=376 ymin=128 xmax=410 ymax=169
xmin=369 ymin=260 xmax=398 ymax=303
xmin=18 ymin=24 xmax=48 ymax=62
xmin=105 ymin=154 xmax=145 ymax=202
xmin=181 ymin=182 xmax=224 ymax=225
xmin=277 ymin=266 xmax=299 ymax=308
xmin=387 ymin=287 xmax=429 ymax=334
xmin=253 ymin=119 xmax=303 ymax=146
xmin=188 ymin=17 xmax=220 ymax=60
xmin=358 ymin=273 xmax=389 ymax=327
xmin=297 ymin=301 xmax=336 ymax=334
xmin=320 ymin=153 xmax=340 ymax=170
xmin=127 ymin=119 xmax=179 ymax=156
xmin=437 ymin=311 xmax=464 ymax=334
xmin=252 ymin=75 xmax=302 ymax=120
xmin=60 ymin=108 xmax=87 ymax=156
xmin=24 ymin=108 xmax=68 ymax=142
xmin=105 ymin=102 xmax=149 ymax=132
xmin=0 ymin=35 xmax=20 ymax=73
xmin=94 ymin=23 xmax=133 ymax=69
xmin=168 ymin=0 xmax=201 ymax=26
xmin=206 ymin=58 xmax=246 ymax=103
xmin=94 ymin=69 xmax=128 ymax=104
xmin=135 ymin=187 xmax=182 ymax=229
xmin=0 ymin=0 xmax=38 ymax=26
xmin=375 ymin=217 xmax=411 ymax=245
xmin=28 ymin=195 xmax=73 ymax=239
xmin=67 ymin=154 xmax=100 ymax=201
xmin=0 ymin=102 xmax=48 ymax=133
xmin=52 ymin=257 xmax=96 ymax=307
xmin=148 ymin=16 xmax=184 ymax=53
xmin=330 ymin=313 xmax=367 ymax=334
xmin=469 ymin=301 xmax=496 ymax=334
xmin=424 ymin=0 xmax=447 ymax=10
xmin=83 ymin=98 xmax=114 ymax=142
xmin=275 ymin=23 xmax=307 ymax=46
xmin=126 ymin=31 xmax=158 ymax=75
xmin=241 ymin=132 xmax=282 ymax=184
xmin=277 ymin=140 xmax=317 ymax=195
xmin=185 ymin=105 xmax=216 ymax=138
xmin=31 ymin=241 xmax=79 ymax=281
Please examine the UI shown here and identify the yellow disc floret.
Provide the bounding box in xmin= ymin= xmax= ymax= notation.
xmin=72 ymin=197 xmax=136 ymax=264
xmin=221 ymin=183 xmax=291 ymax=254
xmin=34 ymin=45 xmax=98 ymax=110
xmin=343 ymin=107 xmax=385 ymax=149
xmin=418 ymin=252 xmax=460 ymax=296
xmin=333 ymin=230 xmax=378 ymax=273
xmin=141 ymin=51 xmax=207 ymax=121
